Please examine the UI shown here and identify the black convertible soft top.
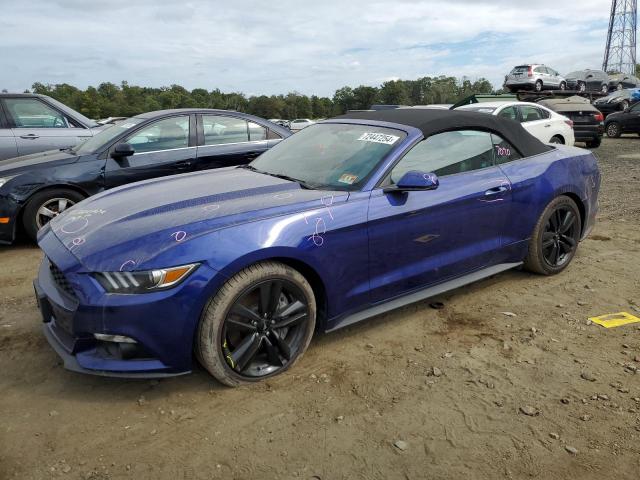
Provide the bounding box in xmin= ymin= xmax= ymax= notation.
xmin=334 ymin=108 xmax=552 ymax=158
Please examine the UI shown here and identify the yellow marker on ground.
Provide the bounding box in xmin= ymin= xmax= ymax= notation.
xmin=589 ymin=312 xmax=640 ymax=329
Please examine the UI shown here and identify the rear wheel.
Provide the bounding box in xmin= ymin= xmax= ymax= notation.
xmin=577 ymin=82 xmax=586 ymax=93
xmin=524 ymin=196 xmax=581 ymax=275
xmin=196 ymin=261 xmax=316 ymax=386
xmin=559 ymin=81 xmax=567 ymax=91
xmin=617 ymin=83 xmax=624 ymax=91
xmin=606 ymin=122 xmax=621 ymax=138
xmin=549 ymin=135 xmax=564 ymax=144
xmin=534 ymin=80 xmax=543 ymax=92
xmin=601 ymin=84 xmax=609 ymax=94
xmin=22 ymin=188 xmax=85 ymax=242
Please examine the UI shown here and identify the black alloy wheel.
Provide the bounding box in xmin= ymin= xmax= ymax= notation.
xmin=197 ymin=261 xmax=316 ymax=386
xmin=221 ymin=279 xmax=310 ymax=377
xmin=524 ymin=196 xmax=581 ymax=275
xmin=541 ymin=206 xmax=579 ymax=268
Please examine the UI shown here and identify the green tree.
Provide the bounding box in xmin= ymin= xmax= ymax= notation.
xmin=377 ymin=80 xmax=409 ymax=105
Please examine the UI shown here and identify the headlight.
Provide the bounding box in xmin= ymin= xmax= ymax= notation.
xmin=0 ymin=176 xmax=17 ymax=189
xmin=93 ymin=263 xmax=198 ymax=294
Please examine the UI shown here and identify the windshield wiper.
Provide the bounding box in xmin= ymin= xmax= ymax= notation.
xmin=238 ymin=165 xmax=316 ymax=190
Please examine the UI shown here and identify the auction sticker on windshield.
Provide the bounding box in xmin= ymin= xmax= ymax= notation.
xmin=338 ymin=173 xmax=358 ymax=184
xmin=357 ymin=132 xmax=400 ymax=145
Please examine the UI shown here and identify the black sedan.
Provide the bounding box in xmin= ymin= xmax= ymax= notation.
xmin=0 ymin=109 xmax=290 ymax=243
xmin=604 ymin=101 xmax=640 ymax=138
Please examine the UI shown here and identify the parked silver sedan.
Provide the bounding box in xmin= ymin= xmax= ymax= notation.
xmin=0 ymin=93 xmax=101 ymax=161
xmin=504 ymin=64 xmax=567 ymax=93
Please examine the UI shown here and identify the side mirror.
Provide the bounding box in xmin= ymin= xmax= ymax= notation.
xmin=384 ymin=171 xmax=439 ymax=193
xmin=111 ymin=143 xmax=135 ymax=159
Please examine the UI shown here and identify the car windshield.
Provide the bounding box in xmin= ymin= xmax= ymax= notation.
xmin=249 ymin=123 xmax=406 ymax=191
xmin=458 ymin=106 xmax=497 ymax=114
xmin=73 ymin=118 xmax=144 ymax=155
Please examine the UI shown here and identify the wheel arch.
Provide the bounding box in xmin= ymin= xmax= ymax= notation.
xmin=558 ymin=191 xmax=586 ymax=236
xmin=16 ymin=183 xmax=91 ymax=236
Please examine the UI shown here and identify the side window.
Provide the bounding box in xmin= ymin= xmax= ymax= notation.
xmin=248 ymin=121 xmax=267 ymax=141
xmin=4 ymin=98 xmax=69 ymax=128
xmin=389 ymin=130 xmax=494 ymax=183
xmin=267 ymin=129 xmax=282 ymax=140
xmin=125 ymin=116 xmax=189 ymax=154
xmin=539 ymin=108 xmax=551 ymax=120
xmin=202 ymin=115 xmax=249 ymax=145
xmin=519 ymin=106 xmax=543 ymax=123
xmin=498 ymin=106 xmax=518 ymax=121
xmin=491 ymin=134 xmax=522 ymax=165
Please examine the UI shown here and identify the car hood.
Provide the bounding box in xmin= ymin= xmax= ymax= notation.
xmin=0 ymin=149 xmax=79 ymax=175
xmin=46 ymin=167 xmax=347 ymax=271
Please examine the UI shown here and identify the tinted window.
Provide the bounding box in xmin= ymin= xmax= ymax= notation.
xmin=519 ymin=106 xmax=544 ymax=122
xmin=4 ymin=98 xmax=69 ymax=128
xmin=389 ymin=130 xmax=494 ymax=183
xmin=491 ymin=133 xmax=522 ymax=165
xmin=498 ymin=106 xmax=518 ymax=121
xmin=125 ymin=116 xmax=189 ymax=154
xmin=248 ymin=121 xmax=267 ymax=141
xmin=202 ymin=115 xmax=248 ymax=145
xmin=267 ymin=129 xmax=282 ymax=140
xmin=75 ymin=118 xmax=144 ymax=155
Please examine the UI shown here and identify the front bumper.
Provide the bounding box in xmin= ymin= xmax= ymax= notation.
xmin=0 ymin=196 xmax=20 ymax=244
xmin=35 ymin=232 xmax=224 ymax=378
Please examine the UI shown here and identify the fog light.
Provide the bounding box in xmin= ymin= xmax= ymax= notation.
xmin=94 ymin=333 xmax=137 ymax=344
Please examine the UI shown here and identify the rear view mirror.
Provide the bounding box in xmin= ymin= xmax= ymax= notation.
xmin=111 ymin=143 xmax=135 ymax=159
xmin=384 ymin=171 xmax=439 ymax=193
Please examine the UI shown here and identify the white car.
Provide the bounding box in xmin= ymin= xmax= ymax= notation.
xmin=289 ymin=118 xmax=315 ymax=132
xmin=456 ymin=101 xmax=575 ymax=146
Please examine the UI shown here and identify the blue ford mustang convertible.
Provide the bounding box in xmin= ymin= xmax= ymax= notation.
xmin=34 ymin=109 xmax=600 ymax=386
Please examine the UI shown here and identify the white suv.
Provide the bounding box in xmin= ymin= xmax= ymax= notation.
xmin=456 ymin=101 xmax=575 ymax=146
xmin=504 ymin=64 xmax=567 ymax=93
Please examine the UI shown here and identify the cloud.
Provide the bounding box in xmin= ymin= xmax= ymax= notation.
xmin=0 ymin=0 xmax=611 ymax=96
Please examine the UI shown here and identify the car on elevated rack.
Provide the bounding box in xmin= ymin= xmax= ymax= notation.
xmin=504 ymin=64 xmax=567 ymax=93
xmin=594 ymin=88 xmax=640 ymax=116
xmin=0 ymin=109 xmax=289 ymax=243
xmin=564 ymin=69 xmax=609 ymax=94
xmin=34 ymin=109 xmax=600 ymax=386
xmin=607 ymin=73 xmax=640 ymax=92
xmin=454 ymin=101 xmax=575 ymax=146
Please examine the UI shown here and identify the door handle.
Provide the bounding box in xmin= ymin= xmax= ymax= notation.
xmin=175 ymin=160 xmax=192 ymax=170
xmin=20 ymin=134 xmax=40 ymax=139
xmin=485 ymin=185 xmax=509 ymax=196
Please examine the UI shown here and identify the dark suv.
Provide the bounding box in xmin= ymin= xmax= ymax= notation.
xmin=0 ymin=93 xmax=101 ymax=160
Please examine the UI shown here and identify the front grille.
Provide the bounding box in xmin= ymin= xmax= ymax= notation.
xmin=49 ymin=260 xmax=76 ymax=298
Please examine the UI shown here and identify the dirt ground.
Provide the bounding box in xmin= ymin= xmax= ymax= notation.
xmin=1 ymin=136 xmax=639 ymax=480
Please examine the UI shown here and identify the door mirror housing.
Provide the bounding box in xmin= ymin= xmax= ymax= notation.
xmin=111 ymin=143 xmax=135 ymax=159
xmin=384 ymin=171 xmax=439 ymax=193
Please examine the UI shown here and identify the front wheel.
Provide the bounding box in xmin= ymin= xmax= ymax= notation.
xmin=524 ymin=196 xmax=581 ymax=275
xmin=559 ymin=81 xmax=567 ymax=91
xmin=577 ymin=82 xmax=586 ymax=93
xmin=22 ymin=188 xmax=85 ymax=242
xmin=617 ymin=83 xmax=624 ymax=91
xmin=196 ymin=261 xmax=316 ymax=386
xmin=601 ymin=84 xmax=609 ymax=94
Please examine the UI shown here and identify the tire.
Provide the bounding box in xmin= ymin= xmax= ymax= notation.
xmin=524 ymin=196 xmax=582 ymax=275
xmin=617 ymin=83 xmax=623 ymax=91
xmin=22 ymin=188 xmax=85 ymax=242
xmin=577 ymin=82 xmax=586 ymax=93
xmin=586 ymin=137 xmax=601 ymax=148
xmin=601 ymin=84 xmax=609 ymax=94
xmin=549 ymin=135 xmax=564 ymax=144
xmin=534 ymin=80 xmax=543 ymax=92
xmin=606 ymin=122 xmax=621 ymax=138
xmin=196 ymin=261 xmax=316 ymax=387
xmin=559 ymin=81 xmax=567 ymax=91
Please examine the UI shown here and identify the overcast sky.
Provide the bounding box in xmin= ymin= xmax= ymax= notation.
xmin=0 ymin=0 xmax=611 ymax=97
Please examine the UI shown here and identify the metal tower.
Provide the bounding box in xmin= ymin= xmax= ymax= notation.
xmin=603 ymin=0 xmax=637 ymax=74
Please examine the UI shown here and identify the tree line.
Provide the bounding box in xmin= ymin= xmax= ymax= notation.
xmin=28 ymin=76 xmax=495 ymax=121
